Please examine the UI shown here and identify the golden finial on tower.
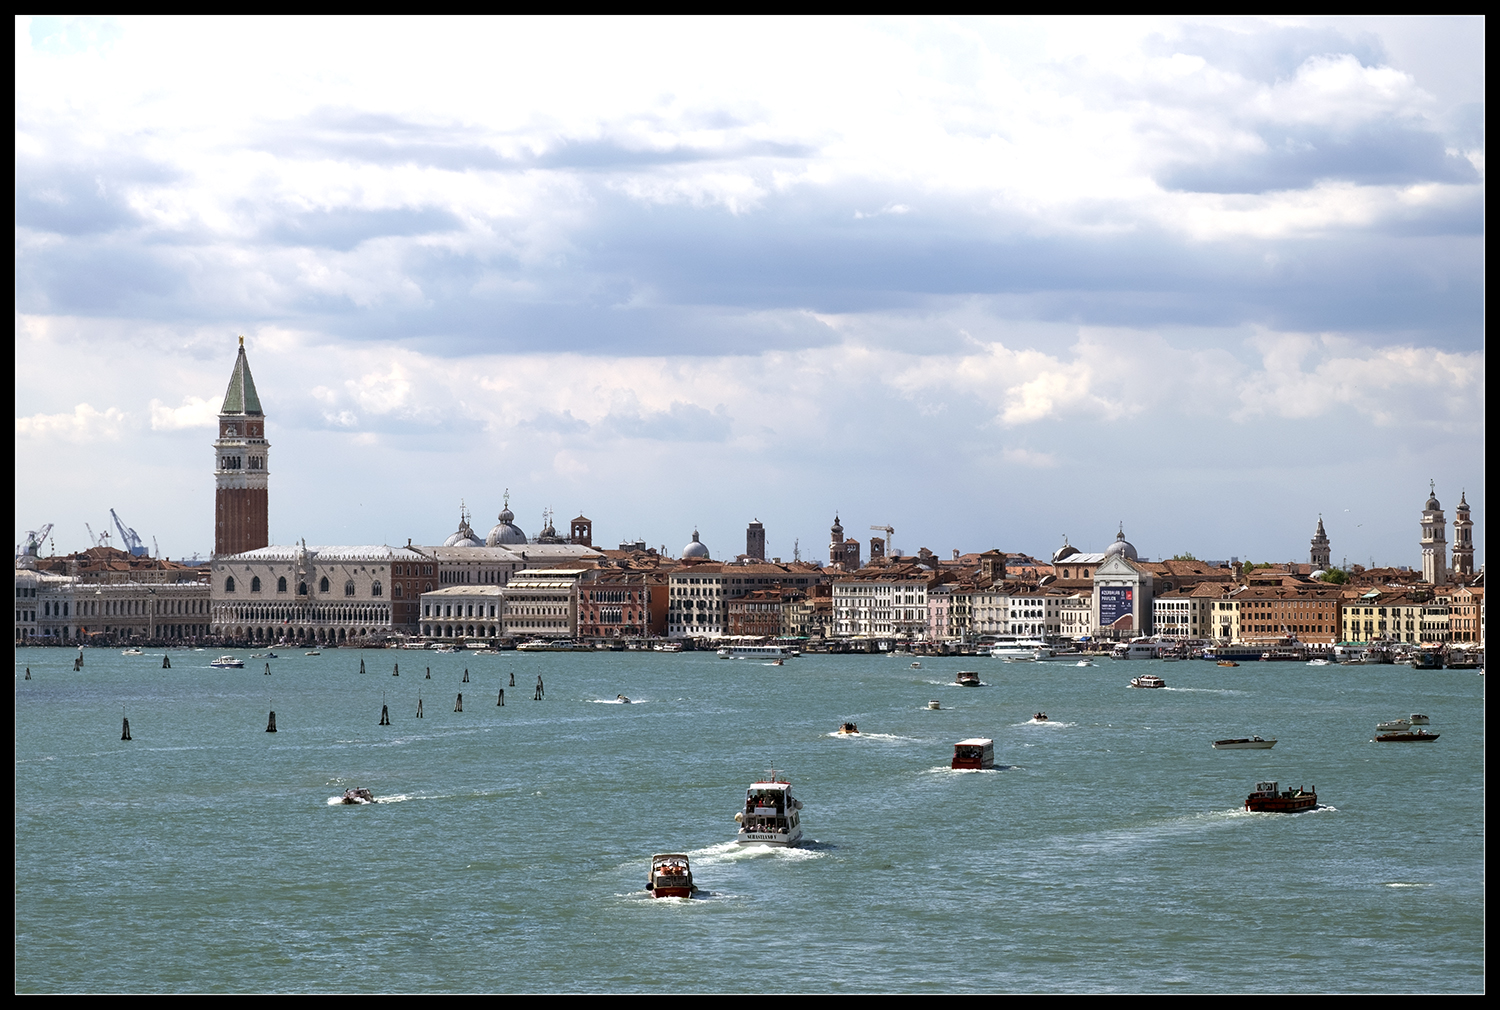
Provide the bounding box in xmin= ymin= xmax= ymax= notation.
xmin=239 ymin=335 xmax=244 ymax=347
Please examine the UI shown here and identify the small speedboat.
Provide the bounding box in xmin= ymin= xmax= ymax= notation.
xmin=1375 ymin=718 xmax=1411 ymax=732
xmin=836 ymin=721 xmax=860 ymax=735
xmin=1213 ymin=736 xmax=1276 ymax=750
xmin=955 ymin=671 xmax=982 ymax=687
xmin=304 ymin=650 xmax=321 ymax=656
xmin=1408 ymin=714 xmax=1430 ymax=725
xmin=1217 ymin=661 xmax=1240 ymax=667
xmin=1033 ymin=712 xmax=1048 ymax=722
xmin=928 ymin=700 xmax=942 ymax=710
xmin=616 ymin=694 xmax=631 ymax=704
xmin=1075 ymin=660 xmax=1095 ymax=667
xmin=647 ymin=854 xmax=696 ymax=898
xmin=121 ymin=648 xmax=144 ymax=656
xmin=910 ymin=662 xmax=921 ymax=669
xmin=209 ymin=655 xmax=244 ymax=668
xmin=339 ymin=788 xmax=375 ymax=804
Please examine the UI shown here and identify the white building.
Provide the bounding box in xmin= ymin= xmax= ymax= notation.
xmin=831 ymin=567 xmax=932 ymax=638
xmin=420 ymin=585 xmax=505 ymax=640
xmin=501 ymin=568 xmax=584 ymax=639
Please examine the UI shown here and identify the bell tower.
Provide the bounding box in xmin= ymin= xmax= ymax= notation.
xmin=1420 ymin=481 xmax=1448 ymax=586
xmin=1309 ymin=515 xmax=1331 ymax=570
xmin=1452 ymin=491 xmax=1474 ymax=580
xmin=213 ymin=337 xmax=270 ymax=557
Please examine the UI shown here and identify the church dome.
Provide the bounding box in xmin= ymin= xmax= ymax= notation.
xmin=485 ymin=492 xmax=528 ymax=546
xmin=1052 ymin=536 xmax=1080 ymax=563
xmin=1103 ymin=525 xmax=1138 ymax=562
xmin=682 ymin=530 xmax=710 ymax=560
xmin=1426 ymin=492 xmax=1442 ymax=511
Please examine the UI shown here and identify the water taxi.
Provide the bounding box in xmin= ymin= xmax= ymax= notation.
xmin=1129 ymin=674 xmax=1166 ymax=689
xmin=1245 ymin=781 xmax=1316 ymax=813
xmin=734 ymin=772 xmax=805 ymax=846
xmin=209 ymin=655 xmax=244 ymax=669
xmin=836 ymin=721 xmax=860 ymax=735
xmin=1213 ymin=736 xmax=1276 ymax=750
xmin=952 ymin=738 xmax=995 ymax=770
xmin=955 ymin=670 xmax=982 ymax=687
xmin=647 ymin=854 xmax=696 ymax=898
xmin=339 ymin=788 xmax=375 ymax=805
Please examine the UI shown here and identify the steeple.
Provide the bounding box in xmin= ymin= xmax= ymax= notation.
xmin=1310 ymin=514 xmax=1331 ymax=570
xmin=220 ymin=336 xmax=264 ymax=415
xmin=1420 ymin=481 xmax=1448 ymax=585
xmin=1452 ymin=489 xmax=1474 ymax=579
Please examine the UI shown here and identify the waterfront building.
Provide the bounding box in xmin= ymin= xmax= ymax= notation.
xmin=213 ymin=338 xmax=270 ymax=557
xmin=1152 ymin=583 xmax=1228 ymax=640
xmin=780 ymin=584 xmax=830 ymax=640
xmin=726 ymin=588 xmax=783 ymax=638
xmin=1421 ymin=483 xmax=1449 ymax=585
xmin=1233 ymin=585 xmax=1342 ymax=646
xmin=577 ymin=568 xmax=666 ymax=639
xmin=17 ymin=556 xmax=212 ymax=644
xmin=210 ymin=542 xmax=423 ymax=644
xmin=1092 ymin=546 xmax=1156 ymax=640
xmin=33 ymin=545 xmax=206 ymax=585
xmin=1448 ymin=585 xmax=1483 ymax=644
xmin=420 ymin=585 xmax=505 ymax=640
xmin=1310 ymin=516 xmax=1332 ymax=570
xmin=501 ymin=568 xmax=584 ymax=639
xmin=668 ymin=563 xmax=726 ymax=638
xmin=831 ymin=564 xmax=934 ymax=638
xmin=1452 ymin=491 xmax=1474 ymax=579
xmin=1054 ymin=589 xmax=1094 ymax=640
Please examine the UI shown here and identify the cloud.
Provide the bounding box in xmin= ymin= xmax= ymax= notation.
xmin=149 ymin=395 xmax=217 ymax=430
xmin=16 ymin=403 xmax=129 ymax=441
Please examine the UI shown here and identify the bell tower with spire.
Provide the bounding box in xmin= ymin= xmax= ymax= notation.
xmin=213 ymin=337 xmax=270 ymax=557
xmin=1309 ymin=515 xmax=1331 ymax=570
xmin=1452 ymin=491 xmax=1474 ymax=580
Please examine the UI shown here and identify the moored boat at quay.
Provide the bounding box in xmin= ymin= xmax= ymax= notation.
xmin=1245 ymin=781 xmax=1316 ymax=813
xmin=734 ymin=772 xmax=805 ymax=846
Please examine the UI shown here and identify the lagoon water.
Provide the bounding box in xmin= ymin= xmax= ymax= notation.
xmin=15 ymin=647 xmax=1485 ymax=992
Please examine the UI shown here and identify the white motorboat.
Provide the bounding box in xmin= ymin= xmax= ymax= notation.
xmin=1129 ymin=674 xmax=1166 ymax=689
xmin=647 ymin=854 xmax=696 ymax=898
xmin=1408 ymin=713 xmax=1431 ymax=725
xmin=1375 ymin=718 xmax=1411 ymax=732
xmin=1213 ymin=736 xmax=1277 ymax=750
xmin=209 ymin=655 xmax=244 ymax=669
xmin=989 ymin=637 xmax=1050 ymax=660
xmin=120 ymin=648 xmax=144 ymax=656
xmin=734 ymin=772 xmax=805 ymax=846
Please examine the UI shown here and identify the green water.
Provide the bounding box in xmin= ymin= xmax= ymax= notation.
xmin=14 ymin=647 xmax=1485 ymax=992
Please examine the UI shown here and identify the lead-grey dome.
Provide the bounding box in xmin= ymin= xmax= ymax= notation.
xmin=486 ymin=504 xmax=528 ymax=546
xmin=682 ymin=529 xmax=710 ymax=560
xmin=1103 ymin=524 xmax=1138 ymax=562
xmin=1052 ymin=536 xmax=1080 ymax=564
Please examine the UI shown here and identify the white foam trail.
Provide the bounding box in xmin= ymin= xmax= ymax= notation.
xmin=1022 ymin=719 xmax=1077 ymax=727
xmin=588 ymin=698 xmax=646 ymax=704
xmin=688 ymin=839 xmax=826 ymax=864
xmin=826 ymin=731 xmax=914 ymax=741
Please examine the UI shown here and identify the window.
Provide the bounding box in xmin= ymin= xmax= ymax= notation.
xmin=372 ymin=581 xmax=382 ymax=597
xmin=320 ymin=577 xmax=330 ymax=593
xmin=394 ymin=584 xmax=403 ymax=599
xmin=225 ymin=576 xmax=236 ymax=592
xmin=298 ymin=582 xmax=308 ymax=596
xmin=345 ymin=580 xmax=356 ymax=597
xmin=251 ymin=576 xmax=262 ymax=592
xmin=278 ymin=576 xmax=287 ymax=593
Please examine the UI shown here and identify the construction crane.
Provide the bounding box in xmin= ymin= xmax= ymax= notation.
xmin=870 ymin=525 xmax=895 ymax=557
xmin=111 ymin=508 xmax=149 ymax=557
xmin=16 ymin=523 xmax=53 ymax=559
xmin=85 ymin=523 xmax=100 ymax=548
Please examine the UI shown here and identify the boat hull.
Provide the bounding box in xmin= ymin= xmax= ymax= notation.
xmin=1245 ymin=794 xmax=1316 ymax=812
xmin=1375 ymin=732 xmax=1440 ymax=742
xmin=1214 ymin=739 xmax=1276 ymax=750
xmin=736 ymin=827 xmax=804 ymax=846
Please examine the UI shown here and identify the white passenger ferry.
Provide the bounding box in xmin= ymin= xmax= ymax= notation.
xmin=717 ymin=643 xmax=794 ymax=660
xmin=733 ymin=772 xmax=805 ymax=846
xmin=989 ymin=636 xmax=1052 ymax=660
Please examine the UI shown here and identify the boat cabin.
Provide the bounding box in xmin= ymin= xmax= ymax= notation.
xmin=952 ymin=738 xmax=995 ymax=770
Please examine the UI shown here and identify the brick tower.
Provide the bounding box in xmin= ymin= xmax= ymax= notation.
xmin=213 ymin=337 xmax=270 ymax=556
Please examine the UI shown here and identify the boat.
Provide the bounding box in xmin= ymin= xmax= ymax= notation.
xmin=1375 ymin=729 xmax=1440 ymax=742
xmin=1033 ymin=712 xmax=1048 ymax=722
xmin=1375 ymin=718 xmax=1411 ymax=732
xmin=616 ymin=694 xmax=631 ymax=704
xmin=1217 ymin=660 xmax=1240 ymax=667
xmin=989 ymin=636 xmax=1051 ymax=660
xmin=927 ymin=700 xmax=941 ymax=710
xmin=1244 ymin=781 xmax=1316 ymax=813
xmin=717 ymin=643 xmax=794 ymax=660
xmin=771 ymin=658 xmax=784 ymax=666
xmin=120 ymin=648 xmax=144 ymax=656
xmin=646 ymin=854 xmax=696 ymax=898
xmin=1128 ymin=674 xmax=1165 ymax=689
xmin=1075 ymin=659 xmax=1096 ymax=667
xmin=952 ymin=738 xmax=995 ymax=770
xmin=209 ymin=655 xmax=244 ymax=668
xmin=304 ymin=650 xmax=321 ymax=656
xmin=955 ymin=670 xmax=982 ymax=687
xmin=1409 ymin=650 xmax=1444 ymax=670
xmin=653 ymin=641 xmax=684 ymax=653
xmin=1408 ymin=714 xmax=1430 ymax=725
xmin=910 ymin=662 xmax=921 ymax=669
xmin=1306 ymin=658 xmax=1330 ymax=666
xmin=339 ymin=788 xmax=375 ymax=805
xmin=1213 ymin=736 xmax=1276 ymax=750
xmin=734 ymin=772 xmax=805 ymax=846
xmin=516 ymin=639 xmax=592 ymax=653
xmin=836 ymin=721 xmax=860 ymax=735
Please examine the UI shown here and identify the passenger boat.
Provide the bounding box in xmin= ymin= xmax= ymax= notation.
xmin=1375 ymin=729 xmax=1440 ymax=742
xmin=1213 ymin=736 xmax=1276 ymax=750
xmin=653 ymin=641 xmax=684 ymax=652
xmin=836 ymin=721 xmax=860 ymax=735
xmin=1245 ymin=781 xmax=1316 ymax=813
xmin=646 ymin=854 xmax=696 ymax=898
xmin=209 ymin=655 xmax=244 ymax=668
xmin=989 ymin=636 xmax=1049 ymax=660
xmin=952 ymin=738 xmax=995 ymax=770
xmin=339 ymin=788 xmax=375 ymax=805
xmin=734 ymin=772 xmax=805 ymax=845
xmin=717 ymin=643 xmax=794 ymax=660
xmin=955 ymin=670 xmax=982 ymax=687
xmin=1128 ymin=674 xmax=1166 ymax=689
xmin=1409 ymin=650 xmax=1444 ymax=670
xmin=517 ymin=639 xmax=592 ymax=653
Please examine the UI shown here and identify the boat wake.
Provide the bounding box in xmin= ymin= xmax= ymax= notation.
xmin=1163 ymin=687 xmax=1249 ymax=696
xmin=1022 ymin=718 xmax=1076 ymax=727
xmin=924 ymin=765 xmax=1019 ymax=775
xmin=826 ymin=731 xmax=914 ymax=741
xmin=589 ymin=697 xmax=646 ymax=705
xmin=688 ymin=840 xmax=826 ymax=864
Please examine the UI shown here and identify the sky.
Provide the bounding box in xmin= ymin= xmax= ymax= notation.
xmin=14 ymin=16 xmax=1485 ymax=570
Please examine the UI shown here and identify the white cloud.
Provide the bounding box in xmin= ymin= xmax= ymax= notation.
xmin=16 ymin=402 xmax=129 ymax=441
xmin=148 ymin=395 xmax=217 ymax=430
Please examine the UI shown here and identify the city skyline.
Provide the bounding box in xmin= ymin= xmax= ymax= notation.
xmin=15 ymin=17 xmax=1485 ymax=569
